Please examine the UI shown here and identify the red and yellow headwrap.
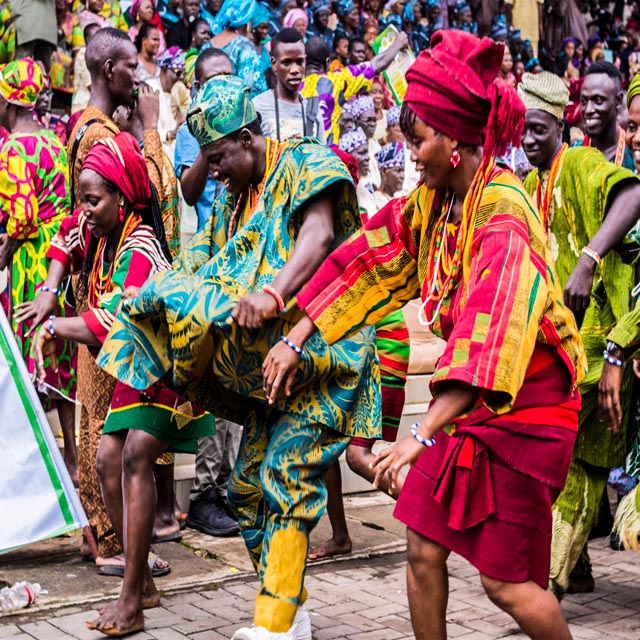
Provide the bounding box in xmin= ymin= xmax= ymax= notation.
xmin=82 ymin=132 xmax=151 ymax=211
xmin=404 ymin=30 xmax=525 ymax=159
xmin=0 ymin=58 xmax=44 ymax=110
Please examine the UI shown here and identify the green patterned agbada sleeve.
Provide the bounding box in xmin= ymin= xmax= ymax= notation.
xmin=608 ymin=303 xmax=640 ymax=352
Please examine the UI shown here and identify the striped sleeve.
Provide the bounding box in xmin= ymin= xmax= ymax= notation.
xmin=83 ymin=227 xmax=170 ymax=343
xmin=297 ymin=195 xmax=420 ymax=344
xmin=431 ymin=213 xmax=549 ymax=413
xmin=46 ymin=209 xmax=86 ymax=271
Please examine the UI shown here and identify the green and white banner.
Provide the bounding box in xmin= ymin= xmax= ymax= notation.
xmin=0 ymin=306 xmax=87 ymax=554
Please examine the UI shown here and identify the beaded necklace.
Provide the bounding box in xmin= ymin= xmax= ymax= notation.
xmin=88 ymin=213 xmax=141 ymax=305
xmin=419 ymin=193 xmax=456 ymax=326
xmin=419 ymin=159 xmax=497 ymax=328
xmin=535 ymin=142 xmax=567 ymax=229
xmin=227 ymin=138 xmax=282 ymax=240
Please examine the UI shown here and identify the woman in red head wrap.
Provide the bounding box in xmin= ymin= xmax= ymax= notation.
xmin=21 ymin=132 xmax=215 ymax=637
xmin=263 ymin=30 xmax=585 ymax=638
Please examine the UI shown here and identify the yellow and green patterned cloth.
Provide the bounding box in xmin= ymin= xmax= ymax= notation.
xmin=0 ymin=58 xmax=43 ymax=108
xmin=0 ymin=0 xmax=14 ymax=63
xmin=0 ymin=129 xmax=76 ymax=401
xmin=98 ymin=137 xmax=381 ymax=438
xmin=71 ymin=0 xmax=128 ymax=30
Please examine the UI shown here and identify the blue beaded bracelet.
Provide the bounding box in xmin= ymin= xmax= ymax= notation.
xmin=603 ymin=350 xmax=624 ymax=367
xmin=47 ymin=315 xmax=57 ymax=339
xmin=41 ymin=285 xmax=62 ymax=296
xmin=411 ymin=422 xmax=436 ymax=447
xmin=281 ymin=335 xmax=303 ymax=356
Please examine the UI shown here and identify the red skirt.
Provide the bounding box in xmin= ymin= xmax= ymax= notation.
xmin=396 ymin=431 xmax=558 ymax=587
xmin=395 ymin=346 xmax=580 ymax=588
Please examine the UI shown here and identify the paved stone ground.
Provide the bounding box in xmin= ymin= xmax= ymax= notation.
xmin=2 ymin=535 xmax=640 ymax=639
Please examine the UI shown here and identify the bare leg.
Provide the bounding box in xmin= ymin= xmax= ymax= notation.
xmin=96 ymin=433 xmax=126 ymax=545
xmin=406 ymin=528 xmax=450 ymax=640
xmin=89 ymin=430 xmax=167 ymax=635
xmin=57 ymin=399 xmax=78 ymax=486
xmin=346 ymin=443 xmax=405 ymax=498
xmin=308 ymin=460 xmax=352 ymax=560
xmin=480 ymin=575 xmax=573 ymax=640
xmin=153 ymin=463 xmax=181 ymax=539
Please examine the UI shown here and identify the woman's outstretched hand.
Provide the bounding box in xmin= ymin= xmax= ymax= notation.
xmin=14 ymin=290 xmax=59 ymax=336
xmin=369 ymin=434 xmax=424 ymax=495
xmin=262 ymin=340 xmax=300 ymax=404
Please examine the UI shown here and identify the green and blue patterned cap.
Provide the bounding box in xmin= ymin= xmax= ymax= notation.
xmin=187 ymin=75 xmax=257 ymax=146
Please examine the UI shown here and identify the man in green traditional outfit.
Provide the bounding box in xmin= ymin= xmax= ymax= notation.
xmin=98 ymin=75 xmax=380 ymax=640
xmin=519 ymin=71 xmax=640 ymax=597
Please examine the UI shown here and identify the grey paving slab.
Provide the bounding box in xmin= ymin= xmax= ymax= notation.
xmin=2 ymin=494 xmax=640 ymax=639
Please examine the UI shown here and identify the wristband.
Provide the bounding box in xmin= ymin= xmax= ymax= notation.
xmin=47 ymin=315 xmax=57 ymax=339
xmin=281 ymin=335 xmax=303 ymax=356
xmin=582 ymin=246 xmax=602 ymax=266
xmin=263 ymin=285 xmax=285 ymax=313
xmin=606 ymin=340 xmax=624 ymax=358
xmin=603 ymin=350 xmax=624 ymax=367
xmin=411 ymin=422 xmax=436 ymax=447
xmin=41 ymin=285 xmax=62 ymax=296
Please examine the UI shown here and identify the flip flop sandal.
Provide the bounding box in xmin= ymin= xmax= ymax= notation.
xmin=147 ymin=551 xmax=171 ymax=577
xmin=97 ymin=552 xmax=171 ymax=578
xmin=87 ymin=619 xmax=145 ymax=637
xmin=151 ymin=529 xmax=182 ymax=543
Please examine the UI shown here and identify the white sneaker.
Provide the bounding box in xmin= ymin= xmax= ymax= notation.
xmin=231 ymin=626 xmax=294 ymax=640
xmin=289 ymin=605 xmax=312 ymax=640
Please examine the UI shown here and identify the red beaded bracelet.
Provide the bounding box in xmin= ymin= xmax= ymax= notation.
xmin=262 ymin=285 xmax=285 ymax=313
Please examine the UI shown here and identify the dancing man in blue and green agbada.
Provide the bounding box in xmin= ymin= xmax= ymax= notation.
xmin=98 ymin=75 xmax=380 ymax=640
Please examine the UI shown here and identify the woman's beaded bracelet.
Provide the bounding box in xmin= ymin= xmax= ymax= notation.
xmin=411 ymin=422 xmax=436 ymax=447
xmin=281 ymin=335 xmax=303 ymax=356
xmin=603 ymin=350 xmax=624 ymax=367
xmin=40 ymin=285 xmax=62 ymax=296
xmin=47 ymin=315 xmax=57 ymax=339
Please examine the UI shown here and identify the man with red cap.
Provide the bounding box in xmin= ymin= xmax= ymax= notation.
xmin=263 ymin=30 xmax=585 ymax=639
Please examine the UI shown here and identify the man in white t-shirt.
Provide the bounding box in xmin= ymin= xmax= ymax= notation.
xmin=252 ymin=28 xmax=325 ymax=143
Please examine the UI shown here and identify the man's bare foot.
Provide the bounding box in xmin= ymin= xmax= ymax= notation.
xmin=140 ymin=574 xmax=161 ymax=610
xmin=98 ymin=590 xmax=160 ymax=618
xmin=308 ymin=537 xmax=352 ymax=561
xmin=86 ymin=598 xmax=144 ymax=636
